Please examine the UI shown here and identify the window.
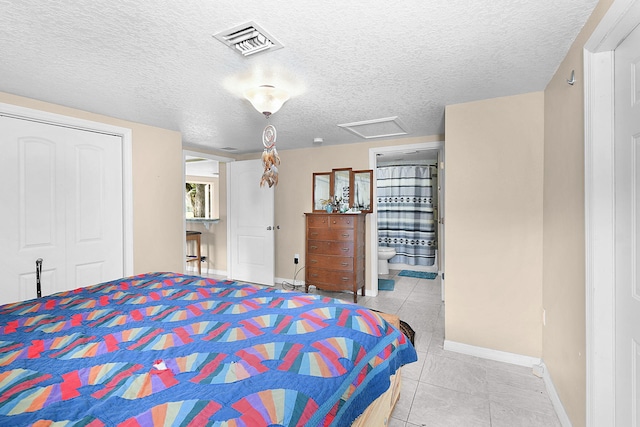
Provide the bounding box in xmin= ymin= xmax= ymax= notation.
xmin=184 ymin=154 xmax=220 ymax=220
xmin=185 ymin=182 xmax=215 ymax=219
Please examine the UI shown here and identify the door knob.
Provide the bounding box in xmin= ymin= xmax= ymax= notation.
xmin=267 ymin=226 xmax=272 ymax=230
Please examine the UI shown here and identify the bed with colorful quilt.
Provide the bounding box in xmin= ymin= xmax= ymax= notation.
xmin=0 ymin=272 xmax=417 ymax=426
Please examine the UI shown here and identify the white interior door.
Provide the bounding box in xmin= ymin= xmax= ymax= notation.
xmin=227 ymin=159 xmax=275 ymax=286
xmin=614 ymin=21 xmax=640 ymax=425
xmin=0 ymin=116 xmax=124 ymax=304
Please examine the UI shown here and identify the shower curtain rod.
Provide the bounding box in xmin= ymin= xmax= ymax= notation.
xmin=377 ymin=162 xmax=437 ymax=167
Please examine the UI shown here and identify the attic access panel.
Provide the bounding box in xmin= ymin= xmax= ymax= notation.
xmin=338 ymin=116 xmax=409 ymax=139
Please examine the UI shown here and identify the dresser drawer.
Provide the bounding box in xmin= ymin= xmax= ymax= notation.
xmin=307 ymin=240 xmax=354 ymax=256
xmin=306 ymin=214 xmax=329 ymax=228
xmin=307 ymin=228 xmax=355 ymax=241
xmin=306 ymin=268 xmax=356 ymax=287
xmin=306 ymin=254 xmax=354 ymax=270
xmin=306 ymin=214 xmax=358 ymax=229
xmin=327 ymin=216 xmax=356 ymax=229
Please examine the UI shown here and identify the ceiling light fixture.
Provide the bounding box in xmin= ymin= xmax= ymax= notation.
xmin=243 ymin=85 xmax=288 ymax=187
xmin=244 ymin=85 xmax=290 ymax=118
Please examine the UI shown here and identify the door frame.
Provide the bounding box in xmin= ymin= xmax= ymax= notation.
xmin=584 ymin=0 xmax=640 ymax=424
xmin=182 ymin=149 xmax=233 ymax=276
xmin=368 ymin=140 xmax=444 ymax=295
xmin=0 ymin=102 xmax=134 ymax=277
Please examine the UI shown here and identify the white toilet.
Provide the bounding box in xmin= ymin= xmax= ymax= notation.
xmin=378 ymin=246 xmax=396 ymax=275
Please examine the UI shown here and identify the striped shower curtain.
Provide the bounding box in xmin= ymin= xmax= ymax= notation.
xmin=377 ymin=165 xmax=436 ymax=266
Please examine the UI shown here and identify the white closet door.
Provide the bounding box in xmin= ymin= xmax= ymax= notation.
xmin=0 ymin=116 xmax=124 ymax=304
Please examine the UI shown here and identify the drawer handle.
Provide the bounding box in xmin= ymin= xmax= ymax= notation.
xmin=342 ymin=233 xmax=350 ymax=237
xmin=310 ymin=260 xmax=317 ymax=263
xmin=311 ymin=274 xmax=318 ymax=278
xmin=341 ymin=248 xmax=349 ymax=252
xmin=310 ymin=245 xmax=318 ymax=250
xmin=341 ymin=277 xmax=349 ymax=281
xmin=310 ymin=233 xmax=318 ymax=237
xmin=341 ymin=262 xmax=349 ymax=266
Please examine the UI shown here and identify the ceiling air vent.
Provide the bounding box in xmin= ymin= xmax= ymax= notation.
xmin=214 ymin=21 xmax=283 ymax=57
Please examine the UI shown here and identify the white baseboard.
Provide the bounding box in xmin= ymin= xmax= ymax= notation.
xmin=206 ymin=268 xmax=227 ymax=277
xmin=444 ymin=340 xmax=541 ymax=367
xmin=185 ymin=267 xmax=227 ymax=277
xmin=444 ymin=340 xmax=571 ymax=426
xmin=539 ymin=361 xmax=572 ymax=427
xmin=275 ymin=277 xmax=305 ymax=290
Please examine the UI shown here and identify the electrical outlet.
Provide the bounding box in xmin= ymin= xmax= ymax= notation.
xmin=294 ymin=254 xmax=299 ymax=264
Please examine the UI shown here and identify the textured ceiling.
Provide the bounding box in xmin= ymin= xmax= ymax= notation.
xmin=0 ymin=1 xmax=598 ymax=154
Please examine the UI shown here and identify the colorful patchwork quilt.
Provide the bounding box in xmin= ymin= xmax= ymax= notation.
xmin=0 ymin=272 xmax=417 ymax=426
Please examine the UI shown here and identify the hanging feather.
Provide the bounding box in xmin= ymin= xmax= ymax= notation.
xmin=260 ymin=124 xmax=280 ymax=187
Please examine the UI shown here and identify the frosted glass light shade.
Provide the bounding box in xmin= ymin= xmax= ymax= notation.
xmin=245 ymin=85 xmax=290 ymax=117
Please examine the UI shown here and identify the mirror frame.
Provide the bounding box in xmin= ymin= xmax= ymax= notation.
xmin=312 ymin=172 xmax=332 ymax=212
xmin=311 ymin=168 xmax=373 ymax=213
xmin=352 ymin=169 xmax=373 ymax=213
xmin=331 ymin=168 xmax=353 ymax=210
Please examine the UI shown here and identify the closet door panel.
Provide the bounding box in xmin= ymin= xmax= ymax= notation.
xmin=0 ymin=116 xmax=124 ymax=304
xmin=20 ymin=138 xmax=58 ymax=249
xmin=0 ymin=119 xmax=67 ymax=304
xmin=18 ymin=270 xmax=57 ymax=302
xmin=66 ymin=140 xmax=123 ymax=290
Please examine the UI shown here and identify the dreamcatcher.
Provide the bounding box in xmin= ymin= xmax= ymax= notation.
xmin=260 ymin=124 xmax=280 ymax=187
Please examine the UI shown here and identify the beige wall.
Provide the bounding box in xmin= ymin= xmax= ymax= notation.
xmin=542 ymin=1 xmax=613 ymax=425
xmin=444 ymin=92 xmax=545 ymax=357
xmin=0 ymin=92 xmax=185 ymax=274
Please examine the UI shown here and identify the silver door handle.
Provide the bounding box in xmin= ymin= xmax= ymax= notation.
xmin=267 ymin=226 xmax=272 ymax=230
xmin=36 ymin=258 xmax=43 ymax=298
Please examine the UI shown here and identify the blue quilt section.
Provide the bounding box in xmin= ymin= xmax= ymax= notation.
xmin=0 ymin=272 xmax=417 ymax=426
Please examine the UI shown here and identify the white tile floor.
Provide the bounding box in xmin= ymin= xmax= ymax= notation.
xmin=311 ymin=270 xmax=561 ymax=427
xmin=207 ymin=270 xmax=561 ymax=426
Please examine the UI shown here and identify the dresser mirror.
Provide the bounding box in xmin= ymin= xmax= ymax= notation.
xmin=312 ymin=172 xmax=331 ymax=211
xmin=312 ymin=168 xmax=373 ymax=213
xmin=353 ymin=170 xmax=373 ymax=213
xmin=332 ymin=168 xmax=352 ymax=211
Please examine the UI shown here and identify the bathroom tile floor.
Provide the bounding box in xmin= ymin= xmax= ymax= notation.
xmin=206 ymin=270 xmax=561 ymax=426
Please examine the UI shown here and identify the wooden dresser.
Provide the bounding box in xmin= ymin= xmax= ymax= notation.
xmin=304 ymin=213 xmax=366 ymax=302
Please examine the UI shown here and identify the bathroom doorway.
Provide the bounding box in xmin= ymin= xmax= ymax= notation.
xmin=368 ymin=141 xmax=444 ymax=295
